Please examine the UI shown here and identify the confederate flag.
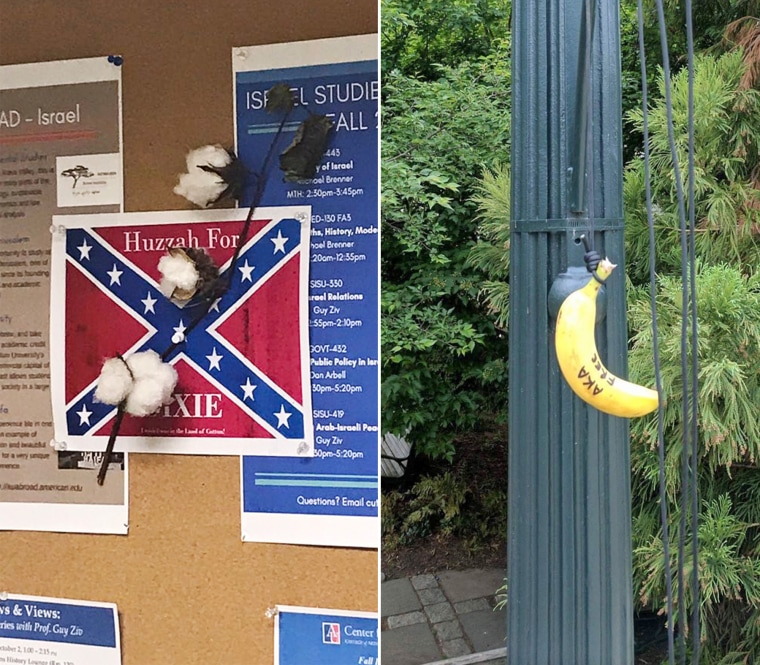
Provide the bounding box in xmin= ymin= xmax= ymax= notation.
xmin=50 ymin=207 xmax=314 ymax=456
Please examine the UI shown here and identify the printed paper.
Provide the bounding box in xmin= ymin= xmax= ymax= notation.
xmin=49 ymin=207 xmax=314 ymax=456
xmin=0 ymin=56 xmax=127 ymax=534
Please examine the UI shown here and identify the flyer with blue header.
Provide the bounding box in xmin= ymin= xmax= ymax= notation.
xmin=234 ymin=34 xmax=379 ymax=548
xmin=275 ymin=605 xmax=378 ymax=665
xmin=0 ymin=594 xmax=120 ymax=664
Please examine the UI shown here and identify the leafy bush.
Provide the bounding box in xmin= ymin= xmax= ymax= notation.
xmin=382 ymin=470 xmax=508 ymax=549
xmin=466 ymin=164 xmax=511 ymax=330
xmin=624 ymin=50 xmax=760 ymax=284
xmin=381 ymin=50 xmax=511 ymax=460
xmin=624 ymin=49 xmax=760 ymax=661
xmin=382 ymin=0 xmax=510 ymax=78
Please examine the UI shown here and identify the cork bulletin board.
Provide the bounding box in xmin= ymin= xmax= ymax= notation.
xmin=0 ymin=2 xmax=378 ymax=663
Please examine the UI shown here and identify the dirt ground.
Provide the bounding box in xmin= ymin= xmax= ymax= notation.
xmin=381 ymin=423 xmax=507 ymax=580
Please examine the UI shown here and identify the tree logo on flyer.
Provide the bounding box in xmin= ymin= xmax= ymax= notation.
xmin=322 ymin=622 xmax=341 ymax=645
xmin=61 ymin=164 xmax=94 ymax=188
xmin=58 ymin=214 xmax=312 ymax=447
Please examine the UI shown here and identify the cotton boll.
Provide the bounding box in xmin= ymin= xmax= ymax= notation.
xmin=158 ymin=277 xmax=176 ymax=300
xmin=123 ymin=351 xmax=178 ymax=417
xmin=173 ymin=170 xmax=226 ymax=208
xmin=94 ymin=357 xmax=133 ymax=405
xmin=175 ymin=145 xmax=245 ymax=208
xmin=186 ymin=144 xmax=232 ymax=171
xmin=158 ymin=252 xmax=199 ymax=291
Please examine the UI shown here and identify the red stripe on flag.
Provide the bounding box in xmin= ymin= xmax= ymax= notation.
xmin=65 ymin=261 xmax=149 ymax=403
xmin=216 ymin=254 xmax=303 ymax=403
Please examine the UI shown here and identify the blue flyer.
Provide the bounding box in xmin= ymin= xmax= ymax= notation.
xmin=0 ymin=594 xmax=121 ymax=664
xmin=234 ymin=35 xmax=379 ymax=548
xmin=275 ymin=606 xmax=378 ymax=665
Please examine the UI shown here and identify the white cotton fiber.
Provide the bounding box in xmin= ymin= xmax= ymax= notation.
xmin=186 ymin=144 xmax=231 ymax=171
xmin=94 ymin=356 xmax=134 ymax=405
xmin=158 ymin=277 xmax=176 ymax=299
xmin=123 ymin=350 xmax=178 ymax=416
xmin=173 ymin=170 xmax=226 ymax=208
xmin=158 ymin=253 xmax=199 ymax=291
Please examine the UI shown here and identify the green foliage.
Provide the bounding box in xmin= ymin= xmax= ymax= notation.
xmin=382 ymin=284 xmax=488 ymax=462
xmin=624 ymin=50 xmax=760 ymax=661
xmin=382 ymin=470 xmax=508 ymax=549
xmin=381 ymin=49 xmax=511 ymax=460
xmin=618 ymin=0 xmax=759 ymax=160
xmin=382 ymin=0 xmax=511 ymax=78
xmin=628 ymin=265 xmax=760 ymax=473
xmin=624 ymin=50 xmax=760 ymax=284
xmin=650 ymin=0 xmax=760 ymax=57
xmin=466 ymin=164 xmax=511 ymax=330
xmin=633 ymin=494 xmax=760 ymax=662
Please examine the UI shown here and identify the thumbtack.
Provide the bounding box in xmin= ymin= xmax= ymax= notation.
xmin=107 ymin=55 xmax=124 ymax=66
xmin=49 ymin=439 xmax=66 ymax=451
xmin=264 ymin=607 xmax=278 ymax=619
xmin=0 ymin=591 xmax=8 ymax=601
xmin=171 ymin=332 xmax=185 ymax=344
xmin=297 ymin=441 xmax=310 ymax=455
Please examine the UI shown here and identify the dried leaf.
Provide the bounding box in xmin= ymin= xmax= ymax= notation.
xmin=266 ymin=83 xmax=296 ymax=114
xmin=279 ymin=114 xmax=333 ymax=181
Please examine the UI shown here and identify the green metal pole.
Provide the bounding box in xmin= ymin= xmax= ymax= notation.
xmin=507 ymin=0 xmax=633 ymax=663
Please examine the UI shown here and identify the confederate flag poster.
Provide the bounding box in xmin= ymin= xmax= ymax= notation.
xmin=49 ymin=206 xmax=314 ymax=456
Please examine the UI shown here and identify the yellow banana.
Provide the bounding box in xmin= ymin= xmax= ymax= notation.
xmin=554 ymin=258 xmax=659 ymax=418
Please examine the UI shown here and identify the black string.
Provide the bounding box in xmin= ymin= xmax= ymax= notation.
xmin=651 ymin=1 xmax=700 ymax=662
xmin=584 ymin=0 xmax=596 ymax=248
xmin=97 ymin=106 xmax=296 ymax=485
xmin=637 ymin=1 xmax=675 ymax=662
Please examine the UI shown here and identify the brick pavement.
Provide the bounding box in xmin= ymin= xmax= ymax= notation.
xmin=381 ymin=569 xmax=506 ymax=665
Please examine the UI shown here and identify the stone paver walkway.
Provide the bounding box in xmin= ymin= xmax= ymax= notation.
xmin=381 ymin=568 xmax=506 ymax=665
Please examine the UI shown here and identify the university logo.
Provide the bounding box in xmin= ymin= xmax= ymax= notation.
xmin=322 ymin=622 xmax=341 ymax=645
xmin=50 ymin=209 xmax=313 ymax=454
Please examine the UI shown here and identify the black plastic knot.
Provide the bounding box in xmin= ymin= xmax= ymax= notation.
xmin=584 ymin=250 xmax=601 ymax=273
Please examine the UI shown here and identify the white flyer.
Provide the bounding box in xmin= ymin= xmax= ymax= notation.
xmin=0 ymin=594 xmax=121 ymax=665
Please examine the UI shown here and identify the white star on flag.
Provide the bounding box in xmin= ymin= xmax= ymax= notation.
xmin=206 ymin=347 xmax=223 ymax=371
xmin=271 ymin=230 xmax=288 ymax=254
xmin=240 ymin=377 xmax=257 ymax=401
xmin=141 ymin=292 xmax=157 ymax=314
xmin=77 ymin=239 xmax=92 ymax=261
xmin=209 ymin=298 xmax=222 ymax=313
xmin=239 ymin=260 xmax=255 ymax=282
xmin=106 ymin=264 xmax=123 ymax=286
xmin=173 ymin=320 xmax=187 ymax=338
xmin=274 ymin=404 xmax=292 ymax=429
xmin=77 ymin=404 xmax=92 ymax=426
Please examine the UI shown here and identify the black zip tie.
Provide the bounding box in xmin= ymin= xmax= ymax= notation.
xmin=580 ymin=234 xmax=603 ymax=281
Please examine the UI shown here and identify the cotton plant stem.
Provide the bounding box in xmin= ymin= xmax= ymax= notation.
xmin=97 ymin=105 xmax=294 ymax=485
xmin=97 ymin=403 xmax=126 ymax=485
xmin=225 ymin=109 xmax=292 ymax=289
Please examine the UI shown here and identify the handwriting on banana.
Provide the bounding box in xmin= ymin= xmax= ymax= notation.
xmin=577 ymin=352 xmax=615 ymax=396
